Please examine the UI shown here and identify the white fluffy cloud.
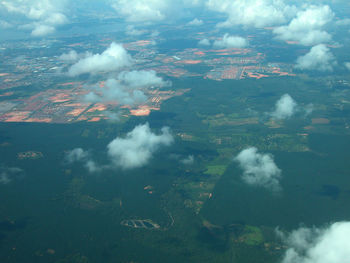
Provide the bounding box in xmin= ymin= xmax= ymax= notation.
xmin=345 ymin=62 xmax=350 ymax=71
xmin=273 ymin=5 xmax=334 ymax=46
xmin=66 ymin=124 xmax=173 ymax=171
xmin=335 ymin=18 xmax=350 ymax=26
xmin=65 ymin=148 xmax=100 ymax=173
xmin=0 ymin=166 xmax=24 ymax=184
xmin=31 ymin=24 xmax=55 ymax=36
xmin=0 ymin=0 xmax=68 ymax=36
xmin=270 ymin=94 xmax=313 ymax=119
xmin=206 ymin=0 xmax=296 ymax=28
xmin=296 ymin=44 xmax=337 ymax=71
xmin=111 ymin=0 xmax=171 ymax=22
xmin=0 ymin=19 xmax=13 ymax=29
xmin=84 ymin=78 xmax=147 ymax=106
xmin=107 ymin=123 xmax=174 ymax=169
xmin=213 ymin=34 xmax=248 ymax=48
xmin=110 ymin=0 xmax=203 ymax=23
xmin=84 ymin=70 xmax=168 ymax=105
xmin=279 ymin=222 xmax=350 ymax=263
xmin=198 ymin=38 xmax=211 ymax=46
xmin=68 ymin=43 xmax=132 ymax=76
xmin=59 ymin=50 xmax=91 ymax=62
xmin=65 ymin=148 xmax=89 ymax=163
xmin=271 ymin=94 xmax=298 ymax=120
xmin=181 ymin=155 xmax=194 ymax=165
xmin=103 ymin=111 xmax=121 ymax=123
xmin=234 ymin=147 xmax=282 ymax=192
xmin=118 ymin=70 xmax=170 ymax=88
xmin=187 ymin=18 xmax=203 ymax=26
xmin=125 ymin=25 xmax=148 ymax=36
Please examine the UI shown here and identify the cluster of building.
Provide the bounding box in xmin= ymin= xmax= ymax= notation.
xmin=0 ymin=34 xmax=296 ymax=124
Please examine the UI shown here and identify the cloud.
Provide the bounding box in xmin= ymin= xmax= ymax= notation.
xmin=0 ymin=166 xmax=24 ymax=184
xmin=335 ymin=18 xmax=350 ymax=26
xmin=103 ymin=111 xmax=121 ymax=123
xmin=125 ymin=25 xmax=148 ymax=36
xmin=65 ymin=148 xmax=90 ymax=163
xmin=66 ymin=124 xmax=173 ymax=172
xmin=269 ymin=94 xmax=313 ymax=119
xmin=150 ymin=30 xmax=160 ymax=38
xmin=84 ymin=160 xmax=100 ymax=173
xmin=111 ymin=0 xmax=170 ymax=22
xmin=271 ymin=94 xmax=298 ymax=120
xmin=107 ymin=123 xmax=173 ymax=169
xmin=304 ymin=104 xmax=314 ymax=116
xmin=199 ymin=34 xmax=248 ymax=49
xmin=180 ymin=155 xmax=194 ymax=165
xmin=83 ymin=70 xmax=169 ymax=106
xmin=84 ymin=78 xmax=147 ymax=106
xmin=31 ymin=24 xmax=55 ymax=37
xmin=213 ymin=34 xmax=248 ymax=48
xmin=0 ymin=19 xmax=13 ymax=29
xmin=296 ymin=44 xmax=337 ymax=71
xmin=234 ymin=147 xmax=282 ymax=192
xmin=187 ymin=18 xmax=203 ymax=26
xmin=44 ymin=12 xmax=68 ymax=25
xmin=117 ymin=70 xmax=171 ymax=88
xmin=110 ymin=0 xmax=206 ymax=23
xmin=65 ymin=148 xmax=100 ymax=173
xmin=278 ymin=222 xmax=350 ymax=263
xmin=68 ymin=42 xmax=132 ymax=76
xmin=0 ymin=0 xmax=67 ymax=20
xmin=59 ymin=50 xmax=85 ymax=62
xmin=0 ymin=0 xmax=68 ymax=36
xmin=345 ymin=62 xmax=350 ymax=71
xmin=273 ymin=5 xmax=334 ymax=46
xmin=198 ymin=38 xmax=211 ymax=46
xmin=0 ymin=173 xmax=11 ymax=184
xmin=206 ymin=0 xmax=296 ymax=28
